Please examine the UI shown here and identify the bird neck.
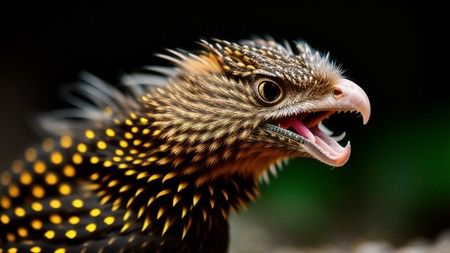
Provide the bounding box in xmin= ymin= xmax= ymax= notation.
xmin=70 ymin=104 xmax=265 ymax=251
xmin=89 ymin=160 xmax=260 ymax=251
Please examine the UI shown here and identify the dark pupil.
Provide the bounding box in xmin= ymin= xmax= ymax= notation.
xmin=261 ymin=81 xmax=280 ymax=101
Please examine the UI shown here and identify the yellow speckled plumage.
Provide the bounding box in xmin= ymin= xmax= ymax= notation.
xmin=0 ymin=37 xmax=370 ymax=253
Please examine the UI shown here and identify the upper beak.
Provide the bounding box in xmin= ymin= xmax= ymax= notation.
xmin=332 ymin=79 xmax=371 ymax=125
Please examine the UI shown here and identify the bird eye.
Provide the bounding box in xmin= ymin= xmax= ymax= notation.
xmin=256 ymin=79 xmax=284 ymax=104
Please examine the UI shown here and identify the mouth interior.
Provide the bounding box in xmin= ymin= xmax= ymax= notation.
xmin=277 ymin=111 xmax=348 ymax=156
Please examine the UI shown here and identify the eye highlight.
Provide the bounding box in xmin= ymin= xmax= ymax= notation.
xmin=256 ymin=78 xmax=284 ymax=105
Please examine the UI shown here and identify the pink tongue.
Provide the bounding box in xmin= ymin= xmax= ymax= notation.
xmin=280 ymin=118 xmax=316 ymax=142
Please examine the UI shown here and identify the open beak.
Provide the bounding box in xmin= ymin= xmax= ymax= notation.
xmin=264 ymin=79 xmax=371 ymax=167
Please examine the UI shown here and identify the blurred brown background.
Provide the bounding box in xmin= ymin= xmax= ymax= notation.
xmin=1 ymin=2 xmax=448 ymax=251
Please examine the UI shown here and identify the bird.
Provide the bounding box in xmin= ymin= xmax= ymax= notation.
xmin=0 ymin=38 xmax=370 ymax=253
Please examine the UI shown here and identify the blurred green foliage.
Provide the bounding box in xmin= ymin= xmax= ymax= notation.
xmin=244 ymin=111 xmax=450 ymax=246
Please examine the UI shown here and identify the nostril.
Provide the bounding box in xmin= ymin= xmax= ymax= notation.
xmin=333 ymin=87 xmax=344 ymax=99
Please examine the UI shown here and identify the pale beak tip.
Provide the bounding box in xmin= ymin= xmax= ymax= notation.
xmin=336 ymin=79 xmax=371 ymax=126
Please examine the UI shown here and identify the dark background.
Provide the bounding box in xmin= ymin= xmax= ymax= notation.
xmin=1 ymin=1 xmax=448 ymax=249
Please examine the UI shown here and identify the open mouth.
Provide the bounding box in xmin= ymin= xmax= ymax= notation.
xmin=263 ymin=79 xmax=371 ymax=167
xmin=264 ymin=111 xmax=353 ymax=166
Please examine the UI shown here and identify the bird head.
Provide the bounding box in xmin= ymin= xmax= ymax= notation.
xmin=143 ymin=38 xmax=371 ymax=183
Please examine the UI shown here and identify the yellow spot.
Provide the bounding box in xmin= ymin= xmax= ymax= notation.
xmin=1 ymin=196 xmax=11 ymax=209
xmin=55 ymin=249 xmax=66 ymax=253
xmin=119 ymin=140 xmax=128 ymax=148
xmin=162 ymin=218 xmax=171 ymax=236
xmin=59 ymin=183 xmax=72 ymax=195
xmin=50 ymin=151 xmax=63 ymax=164
xmin=105 ymin=128 xmax=116 ymax=137
xmin=152 ymin=130 xmax=161 ymax=136
xmin=34 ymin=160 xmax=46 ymax=174
xmin=103 ymin=160 xmax=113 ymax=167
xmin=181 ymin=207 xmax=187 ymax=218
xmin=177 ymin=182 xmax=188 ymax=192
xmin=45 ymin=173 xmax=58 ymax=185
xmin=30 ymin=246 xmax=42 ymax=253
xmin=137 ymin=206 xmax=145 ymax=218
xmin=20 ymin=171 xmax=33 ymax=185
xmin=1 ymin=171 xmax=11 ymax=185
xmin=125 ymin=170 xmax=137 ymax=176
xmin=50 ymin=199 xmax=62 ymax=209
xmin=44 ymin=230 xmax=55 ymax=239
xmin=104 ymin=106 xmax=113 ymax=116
xmin=162 ymin=172 xmax=177 ymax=183
xmin=15 ymin=207 xmax=26 ymax=217
xmin=142 ymin=216 xmax=151 ymax=231
xmin=193 ymin=194 xmax=201 ymax=206
xmin=132 ymin=159 xmax=143 ymax=165
xmin=103 ymin=216 xmax=115 ymax=225
xmin=11 ymin=160 xmax=24 ymax=173
xmin=221 ymin=189 xmax=229 ymax=200
xmin=142 ymin=129 xmax=150 ymax=135
xmin=107 ymin=180 xmax=119 ymax=187
xmin=118 ymin=163 xmax=128 ymax=169
xmin=90 ymin=208 xmax=101 ymax=217
xmin=77 ymin=143 xmax=88 ymax=153
xmin=131 ymin=126 xmax=139 ymax=133
xmin=8 ymin=184 xmax=20 ymax=198
xmin=90 ymin=156 xmax=100 ymax=164
xmin=85 ymin=223 xmax=97 ymax=232
xmin=123 ymin=210 xmax=132 ymax=221
xmin=6 ymin=233 xmax=16 ymax=242
xmin=156 ymin=189 xmax=171 ymax=198
xmin=112 ymin=156 xmax=121 ymax=162
xmin=124 ymin=156 xmax=133 ymax=161
xmin=31 ymin=219 xmax=43 ymax=230
xmin=182 ymin=226 xmax=188 ymax=240
xmin=32 ymin=185 xmax=45 ymax=198
xmin=72 ymin=199 xmax=84 ymax=208
xmin=115 ymin=149 xmax=124 ymax=156
xmin=157 ymin=207 xmax=165 ymax=219
xmin=72 ymin=153 xmax=83 ymax=164
xmin=101 ymin=195 xmax=111 ymax=205
xmin=85 ymin=129 xmax=95 ymax=139
xmin=31 ymin=202 xmax=43 ymax=212
xmin=208 ymin=185 xmax=214 ymax=195
xmin=60 ymin=135 xmax=73 ymax=148
xmin=125 ymin=119 xmax=133 ymax=126
xmin=17 ymin=227 xmax=28 ymax=237
xmin=68 ymin=216 xmax=80 ymax=224
xmin=90 ymin=173 xmax=100 ymax=180
xmin=25 ymin=148 xmax=38 ymax=162
xmin=148 ymin=156 xmax=158 ymax=162
xmin=42 ymin=138 xmax=55 ymax=152
xmin=173 ymin=195 xmax=181 ymax=207
xmin=133 ymin=139 xmax=142 ymax=146
xmin=50 ymin=214 xmax=62 ymax=224
xmin=148 ymin=174 xmax=161 ymax=182
xmin=124 ymin=132 xmax=133 ymax=139
xmin=119 ymin=184 xmax=132 ymax=193
xmin=1 ymin=214 xmax=10 ymax=224
xmin=63 ymin=164 xmax=76 ymax=177
xmin=140 ymin=117 xmax=149 ymax=123
xmin=97 ymin=141 xmax=107 ymax=150
xmin=130 ymin=113 xmax=138 ymax=119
